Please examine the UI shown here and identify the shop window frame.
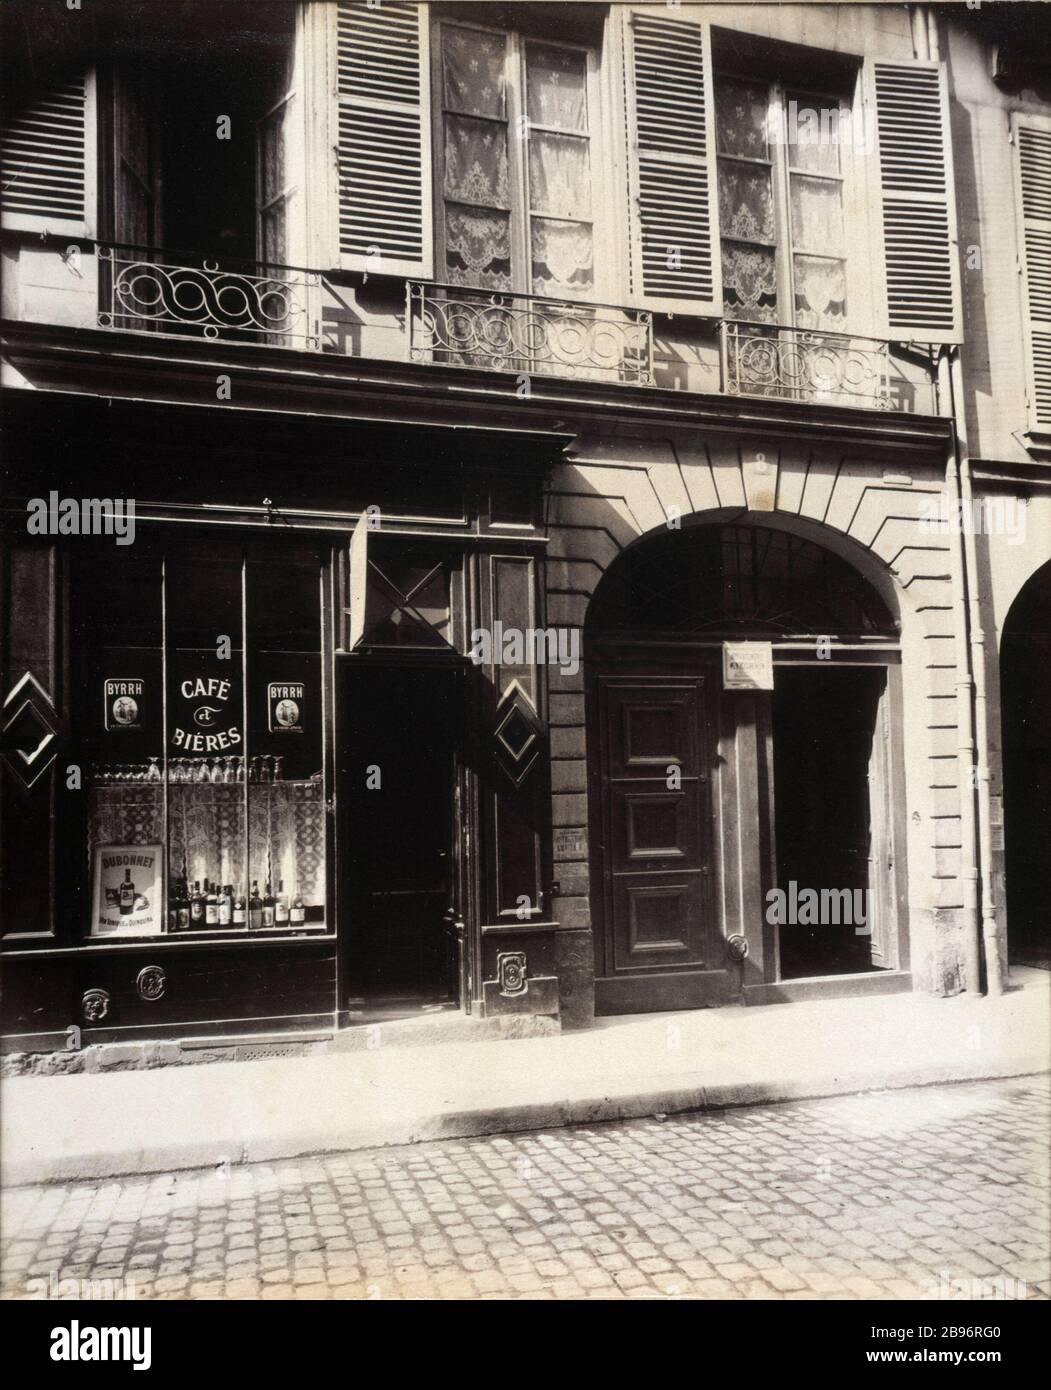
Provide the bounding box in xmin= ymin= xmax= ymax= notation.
xmin=68 ymin=530 xmax=336 ymax=949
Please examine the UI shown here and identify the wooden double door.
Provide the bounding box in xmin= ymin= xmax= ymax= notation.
xmin=588 ymin=652 xmax=898 ymax=1014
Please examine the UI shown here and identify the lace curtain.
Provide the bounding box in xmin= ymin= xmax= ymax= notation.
xmin=718 ymin=161 xmax=775 ymax=243
xmin=722 ymin=242 xmax=778 ymax=322
xmin=715 ymin=77 xmax=770 ymax=160
xmin=529 ymin=132 xmax=590 ymax=219
xmin=790 ymin=175 xmax=844 ymax=257
xmin=440 ymin=27 xmax=594 ymax=297
xmin=526 ymin=44 xmax=587 ymax=131
xmin=444 ymin=115 xmax=510 ymax=207
xmin=444 ymin=205 xmax=512 ymax=289
xmin=443 ymin=101 xmax=512 ymax=288
xmin=794 ymin=255 xmax=847 ymax=328
xmin=443 ymin=26 xmax=506 ymax=117
xmin=531 ymin=219 xmax=593 ymax=294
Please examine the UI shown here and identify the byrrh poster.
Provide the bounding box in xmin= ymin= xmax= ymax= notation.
xmin=91 ymin=845 xmax=163 ymax=938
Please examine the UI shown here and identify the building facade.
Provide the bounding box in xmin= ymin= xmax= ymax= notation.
xmin=1 ymin=1 xmax=1049 ymax=1053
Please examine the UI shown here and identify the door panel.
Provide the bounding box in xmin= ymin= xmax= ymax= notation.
xmin=592 ymin=673 xmax=729 ymax=1009
xmin=339 ymin=663 xmax=461 ymax=1012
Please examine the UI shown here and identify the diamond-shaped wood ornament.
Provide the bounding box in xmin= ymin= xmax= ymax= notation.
xmin=494 ymin=690 xmax=542 ymax=787
xmin=2 ymin=673 xmax=59 ymax=791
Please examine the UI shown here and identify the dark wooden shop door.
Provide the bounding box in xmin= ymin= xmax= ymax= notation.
xmin=339 ymin=663 xmax=461 ymax=1015
xmin=592 ymin=674 xmax=730 ymax=1013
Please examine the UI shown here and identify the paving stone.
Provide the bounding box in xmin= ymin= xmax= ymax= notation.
xmin=1 ymin=1077 xmax=1047 ymax=1303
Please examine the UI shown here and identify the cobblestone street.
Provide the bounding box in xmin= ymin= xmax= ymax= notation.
xmin=3 ymin=1077 xmax=1048 ymax=1302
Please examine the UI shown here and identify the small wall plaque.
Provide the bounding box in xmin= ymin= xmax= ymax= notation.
xmin=722 ymin=642 xmax=774 ymax=691
xmin=554 ymin=828 xmax=588 ymax=860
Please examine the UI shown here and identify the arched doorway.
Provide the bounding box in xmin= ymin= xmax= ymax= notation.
xmin=585 ymin=519 xmax=907 ymax=1015
xmin=1001 ymin=559 xmax=1051 ymax=970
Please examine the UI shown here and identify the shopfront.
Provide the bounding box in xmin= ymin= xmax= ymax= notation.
xmin=0 ymin=395 xmax=563 ymax=1051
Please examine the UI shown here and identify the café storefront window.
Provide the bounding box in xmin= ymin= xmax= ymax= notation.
xmin=73 ymin=536 xmax=329 ymax=940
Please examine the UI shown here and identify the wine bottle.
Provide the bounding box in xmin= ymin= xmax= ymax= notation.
xmin=177 ymin=877 xmax=191 ymax=931
xmin=190 ymin=879 xmax=205 ymax=927
xmin=262 ymin=882 xmax=275 ymax=928
xmin=290 ymin=884 xmax=305 ymax=926
xmin=218 ymin=883 xmax=232 ymax=927
xmin=232 ymin=884 xmax=246 ymax=928
xmin=249 ymin=881 xmax=263 ymax=930
xmin=119 ymin=868 xmax=136 ymax=916
xmin=205 ymin=878 xmax=219 ymax=926
xmin=275 ymin=878 xmax=289 ymax=926
xmin=167 ymin=880 xmax=180 ymax=933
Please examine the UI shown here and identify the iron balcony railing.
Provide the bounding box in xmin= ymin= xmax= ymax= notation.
xmin=85 ymin=242 xmax=937 ymax=410
xmin=97 ymin=246 xmax=323 ymax=350
xmin=406 ymin=281 xmax=654 ymax=386
xmin=720 ymin=320 xmax=893 ymax=410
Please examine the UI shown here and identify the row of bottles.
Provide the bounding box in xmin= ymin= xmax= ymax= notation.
xmin=167 ymin=877 xmax=307 ymax=932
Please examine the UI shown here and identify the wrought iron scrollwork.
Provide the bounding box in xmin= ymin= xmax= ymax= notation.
xmin=722 ymin=321 xmax=892 ymax=410
xmin=408 ymin=282 xmax=653 ymax=386
xmin=98 ymin=248 xmax=320 ymax=349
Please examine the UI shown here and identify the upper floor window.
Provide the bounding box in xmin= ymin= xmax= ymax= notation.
xmin=715 ymin=76 xmax=848 ymax=331
xmin=437 ymin=20 xmax=597 ymax=298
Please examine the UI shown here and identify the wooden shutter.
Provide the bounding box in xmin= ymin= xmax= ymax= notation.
xmin=336 ymin=0 xmax=432 ymax=278
xmin=1 ymin=71 xmax=96 ymax=236
xmin=1012 ymin=114 xmax=1051 ymax=431
xmin=869 ymin=60 xmax=961 ymax=343
xmin=622 ymin=7 xmax=720 ymax=315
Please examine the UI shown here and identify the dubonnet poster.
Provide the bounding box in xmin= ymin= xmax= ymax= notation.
xmin=91 ymin=844 xmax=164 ymax=938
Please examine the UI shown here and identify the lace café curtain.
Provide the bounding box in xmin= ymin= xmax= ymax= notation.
xmin=441 ymin=28 xmax=594 ymax=297
xmin=790 ymin=172 xmax=847 ymax=329
xmin=527 ymin=44 xmax=593 ymax=295
xmin=443 ymin=26 xmax=513 ymax=289
xmin=716 ymin=78 xmax=778 ymax=323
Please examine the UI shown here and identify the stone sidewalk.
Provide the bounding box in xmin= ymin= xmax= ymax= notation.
xmin=3 ymin=969 xmax=1048 ymax=1186
xmin=2 ymin=1077 xmax=1048 ymax=1301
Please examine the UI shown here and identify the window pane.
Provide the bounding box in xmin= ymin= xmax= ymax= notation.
xmin=527 ymin=45 xmax=587 ymax=131
xmin=245 ymin=553 xmax=325 ymax=928
xmin=528 ymin=131 xmax=591 ymax=219
xmin=444 ymin=203 xmax=512 ymax=289
xmin=793 ymin=254 xmax=847 ymax=329
xmin=531 ymin=217 xmax=594 ymax=295
xmin=81 ymin=550 xmax=165 ymax=939
xmin=443 ymin=114 xmax=510 ymax=208
xmin=443 ymin=26 xmax=506 ymax=117
xmin=714 ymin=77 xmax=770 ymax=160
xmin=790 ymin=174 xmax=844 ymax=255
xmin=363 ymin=546 xmax=453 ymax=649
xmin=717 ymin=159 xmax=775 ymax=243
xmin=786 ymin=92 xmax=843 ymax=175
xmin=165 ymin=548 xmax=246 ymax=932
xmin=721 ymin=240 xmax=778 ymax=321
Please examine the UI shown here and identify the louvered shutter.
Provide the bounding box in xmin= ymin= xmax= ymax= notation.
xmin=1012 ymin=114 xmax=1051 ymax=432
xmin=336 ymin=0 xmax=432 ymax=278
xmin=869 ymin=60 xmax=961 ymax=343
xmin=622 ymin=7 xmax=720 ymax=315
xmin=1 ymin=71 xmax=96 ymax=236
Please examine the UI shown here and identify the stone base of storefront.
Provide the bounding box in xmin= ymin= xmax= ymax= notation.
xmin=0 ymin=1010 xmax=562 ymax=1078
